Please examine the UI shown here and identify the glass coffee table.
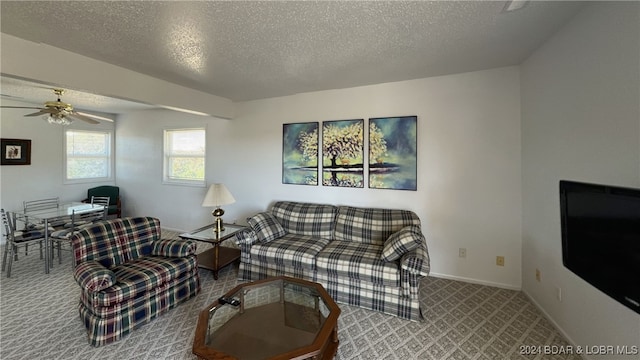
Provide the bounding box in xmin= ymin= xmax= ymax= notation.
xmin=180 ymin=223 xmax=246 ymax=280
xmin=193 ymin=276 xmax=341 ymax=360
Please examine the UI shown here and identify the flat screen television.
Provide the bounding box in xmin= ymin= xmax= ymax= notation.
xmin=560 ymin=180 xmax=640 ymax=315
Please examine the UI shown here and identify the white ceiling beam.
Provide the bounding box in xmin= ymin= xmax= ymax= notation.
xmin=0 ymin=33 xmax=235 ymax=119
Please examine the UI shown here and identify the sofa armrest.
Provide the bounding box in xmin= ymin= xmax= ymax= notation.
xmin=74 ymin=260 xmax=116 ymax=292
xmin=151 ymin=239 xmax=197 ymax=258
xmin=400 ymin=242 xmax=430 ymax=277
xmin=235 ymin=229 xmax=259 ymax=262
xmin=235 ymin=228 xmax=259 ymax=246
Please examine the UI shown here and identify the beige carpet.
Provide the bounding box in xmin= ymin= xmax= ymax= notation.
xmin=0 ymin=230 xmax=580 ymax=360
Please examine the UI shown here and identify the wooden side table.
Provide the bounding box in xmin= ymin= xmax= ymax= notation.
xmin=179 ymin=223 xmax=246 ymax=280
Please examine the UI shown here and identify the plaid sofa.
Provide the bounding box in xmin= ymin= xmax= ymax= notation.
xmin=237 ymin=201 xmax=430 ymax=321
xmin=71 ymin=217 xmax=200 ymax=346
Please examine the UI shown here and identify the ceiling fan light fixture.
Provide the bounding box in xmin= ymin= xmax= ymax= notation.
xmin=45 ymin=113 xmax=72 ymax=125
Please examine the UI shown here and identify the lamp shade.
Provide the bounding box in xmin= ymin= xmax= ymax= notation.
xmin=202 ymin=183 xmax=236 ymax=207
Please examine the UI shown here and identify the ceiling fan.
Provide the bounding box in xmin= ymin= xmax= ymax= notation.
xmin=0 ymin=88 xmax=114 ymax=125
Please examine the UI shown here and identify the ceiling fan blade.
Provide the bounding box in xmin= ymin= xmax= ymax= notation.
xmin=74 ymin=111 xmax=114 ymax=122
xmin=4 ymin=89 xmax=113 ymax=125
xmin=0 ymin=94 xmax=25 ymax=99
xmin=25 ymin=109 xmax=56 ymax=116
xmin=0 ymin=105 xmax=43 ymax=109
xmin=0 ymin=94 xmax=24 ymax=100
xmin=67 ymin=113 xmax=100 ymax=124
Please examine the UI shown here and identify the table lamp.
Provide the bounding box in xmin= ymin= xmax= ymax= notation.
xmin=201 ymin=183 xmax=236 ymax=233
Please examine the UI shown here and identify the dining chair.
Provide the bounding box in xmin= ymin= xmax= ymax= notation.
xmin=1 ymin=209 xmax=50 ymax=277
xmin=85 ymin=186 xmax=121 ymax=218
xmin=90 ymin=196 xmax=111 ymax=209
xmin=23 ymin=197 xmax=60 ymax=212
xmin=58 ymin=197 xmax=110 ymax=229
xmin=21 ymin=197 xmax=63 ymax=257
xmin=23 ymin=197 xmax=63 ymax=228
xmin=49 ymin=206 xmax=107 ymax=267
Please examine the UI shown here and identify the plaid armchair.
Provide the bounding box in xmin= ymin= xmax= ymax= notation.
xmin=71 ymin=217 xmax=200 ymax=346
xmin=238 ymin=201 xmax=429 ymax=321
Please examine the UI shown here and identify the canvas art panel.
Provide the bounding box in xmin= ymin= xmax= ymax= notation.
xmin=369 ymin=116 xmax=417 ymax=190
xmin=322 ymin=119 xmax=364 ymax=188
xmin=282 ymin=122 xmax=319 ymax=185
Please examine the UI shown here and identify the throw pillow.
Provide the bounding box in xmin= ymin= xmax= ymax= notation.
xmin=381 ymin=225 xmax=423 ymax=262
xmin=247 ymin=212 xmax=287 ymax=243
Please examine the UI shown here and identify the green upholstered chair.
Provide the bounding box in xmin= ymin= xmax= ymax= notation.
xmin=85 ymin=186 xmax=121 ymax=218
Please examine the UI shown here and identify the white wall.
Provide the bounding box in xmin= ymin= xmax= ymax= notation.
xmin=116 ymin=67 xmax=523 ymax=289
xmin=521 ymin=2 xmax=640 ymax=357
xmin=115 ymin=109 xmax=232 ymax=230
xmin=129 ymin=67 xmax=521 ymax=288
xmin=0 ymin=99 xmax=116 ymax=233
xmin=237 ymin=67 xmax=523 ymax=288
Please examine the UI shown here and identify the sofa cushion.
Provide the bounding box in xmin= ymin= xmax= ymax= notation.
xmin=250 ymin=234 xmax=330 ymax=270
xmin=247 ymin=212 xmax=287 ymax=243
xmin=270 ymin=201 xmax=337 ymax=239
xmin=88 ymin=255 xmax=197 ymax=307
xmin=81 ymin=267 xmax=198 ymax=317
xmin=381 ymin=225 xmax=424 ymax=262
xmin=316 ymin=241 xmax=401 ymax=287
xmin=334 ymin=206 xmax=421 ymax=245
xmin=13 ymin=228 xmax=53 ymax=242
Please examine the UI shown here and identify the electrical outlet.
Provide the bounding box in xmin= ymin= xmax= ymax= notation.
xmin=556 ymin=286 xmax=562 ymax=302
xmin=496 ymin=256 xmax=505 ymax=266
xmin=535 ymin=269 xmax=541 ymax=282
xmin=458 ymin=248 xmax=467 ymax=258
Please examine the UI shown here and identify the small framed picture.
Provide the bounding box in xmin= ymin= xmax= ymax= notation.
xmin=1 ymin=138 xmax=31 ymax=165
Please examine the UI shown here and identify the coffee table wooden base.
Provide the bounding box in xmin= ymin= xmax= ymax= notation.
xmin=197 ymin=246 xmax=240 ymax=280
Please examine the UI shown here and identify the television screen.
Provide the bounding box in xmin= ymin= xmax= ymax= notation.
xmin=560 ymin=180 xmax=640 ymax=315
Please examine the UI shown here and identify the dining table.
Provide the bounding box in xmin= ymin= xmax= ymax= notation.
xmin=13 ymin=202 xmax=105 ymax=274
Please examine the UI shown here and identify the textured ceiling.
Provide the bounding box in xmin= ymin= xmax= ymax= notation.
xmin=1 ymin=1 xmax=586 ymax=103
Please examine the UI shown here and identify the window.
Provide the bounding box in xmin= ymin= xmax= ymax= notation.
xmin=163 ymin=128 xmax=205 ymax=186
xmin=65 ymin=129 xmax=113 ymax=182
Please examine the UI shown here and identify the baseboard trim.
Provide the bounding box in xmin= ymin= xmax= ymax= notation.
xmin=429 ymin=272 xmax=521 ymax=291
xmin=521 ymin=289 xmax=587 ymax=360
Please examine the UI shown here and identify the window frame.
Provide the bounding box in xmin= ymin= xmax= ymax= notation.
xmin=63 ymin=128 xmax=114 ymax=184
xmin=162 ymin=127 xmax=206 ymax=187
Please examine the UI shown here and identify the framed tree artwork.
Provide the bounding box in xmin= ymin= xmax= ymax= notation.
xmin=322 ymin=119 xmax=364 ymax=187
xmin=282 ymin=122 xmax=319 ymax=185
xmin=1 ymin=138 xmax=31 ymax=165
xmin=369 ymin=116 xmax=417 ymax=190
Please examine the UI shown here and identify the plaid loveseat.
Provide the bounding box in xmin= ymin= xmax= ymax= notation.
xmin=71 ymin=217 xmax=200 ymax=346
xmin=237 ymin=201 xmax=430 ymax=321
